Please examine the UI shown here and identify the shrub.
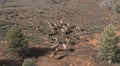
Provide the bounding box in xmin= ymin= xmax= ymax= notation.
xmin=6 ymin=25 xmax=28 ymax=56
xmin=22 ymin=59 xmax=35 ymax=66
xmin=100 ymin=0 xmax=118 ymax=10
xmin=100 ymin=0 xmax=120 ymax=13
xmin=112 ymin=2 xmax=120 ymax=13
xmin=97 ymin=23 xmax=119 ymax=63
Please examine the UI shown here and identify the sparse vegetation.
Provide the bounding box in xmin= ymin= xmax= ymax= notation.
xmin=1 ymin=0 xmax=120 ymax=66
xmin=98 ymin=24 xmax=119 ymax=63
xmin=0 ymin=21 xmax=11 ymax=39
xmin=6 ymin=25 xmax=28 ymax=56
xmin=112 ymin=2 xmax=120 ymax=13
xmin=101 ymin=0 xmax=120 ymax=13
xmin=22 ymin=59 xmax=36 ymax=66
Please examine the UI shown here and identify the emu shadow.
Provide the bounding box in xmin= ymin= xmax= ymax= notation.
xmin=57 ymin=55 xmax=68 ymax=60
xmin=25 ymin=47 xmax=52 ymax=58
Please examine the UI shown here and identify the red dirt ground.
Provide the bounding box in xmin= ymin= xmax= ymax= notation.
xmin=0 ymin=0 xmax=120 ymax=66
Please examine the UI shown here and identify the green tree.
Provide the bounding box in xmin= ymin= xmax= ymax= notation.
xmin=6 ymin=25 xmax=28 ymax=56
xmin=98 ymin=23 xmax=119 ymax=63
xmin=22 ymin=59 xmax=35 ymax=66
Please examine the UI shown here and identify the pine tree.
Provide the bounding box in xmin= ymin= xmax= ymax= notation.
xmin=6 ymin=25 xmax=28 ymax=56
xmin=98 ymin=23 xmax=119 ymax=63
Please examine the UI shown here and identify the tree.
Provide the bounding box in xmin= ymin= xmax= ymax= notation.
xmin=97 ymin=23 xmax=119 ymax=63
xmin=6 ymin=25 xmax=28 ymax=56
xmin=22 ymin=59 xmax=35 ymax=66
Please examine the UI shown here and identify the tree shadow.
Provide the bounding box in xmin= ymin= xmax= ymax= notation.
xmin=0 ymin=59 xmax=23 ymax=66
xmin=112 ymin=48 xmax=120 ymax=63
xmin=25 ymin=47 xmax=53 ymax=58
xmin=0 ymin=47 xmax=52 ymax=66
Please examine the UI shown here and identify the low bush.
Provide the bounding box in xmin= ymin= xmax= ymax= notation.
xmin=22 ymin=59 xmax=36 ymax=66
xmin=101 ymin=0 xmax=120 ymax=13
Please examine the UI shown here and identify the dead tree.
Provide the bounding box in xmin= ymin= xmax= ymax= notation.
xmin=1 ymin=0 xmax=7 ymax=7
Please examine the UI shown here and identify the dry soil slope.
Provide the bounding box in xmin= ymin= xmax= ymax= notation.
xmin=0 ymin=0 xmax=117 ymax=35
xmin=0 ymin=0 xmax=120 ymax=66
